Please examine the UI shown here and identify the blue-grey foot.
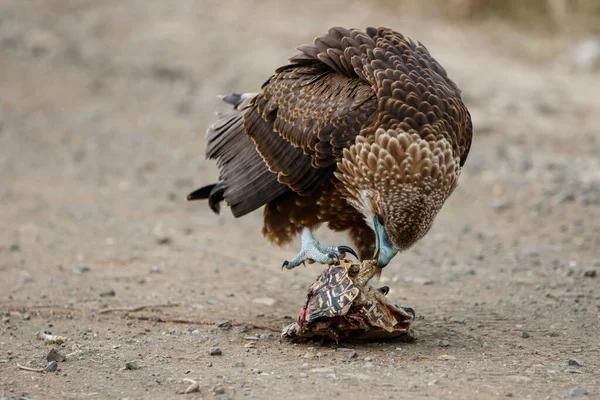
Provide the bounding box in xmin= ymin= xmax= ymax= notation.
xmin=282 ymin=229 xmax=358 ymax=270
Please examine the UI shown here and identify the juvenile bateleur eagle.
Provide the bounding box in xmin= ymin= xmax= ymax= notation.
xmin=188 ymin=26 xmax=473 ymax=274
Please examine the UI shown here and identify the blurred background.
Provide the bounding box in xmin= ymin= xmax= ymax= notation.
xmin=1 ymin=0 xmax=599 ymax=398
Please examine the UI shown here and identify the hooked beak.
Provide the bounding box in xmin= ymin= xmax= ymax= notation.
xmin=373 ymin=215 xmax=398 ymax=269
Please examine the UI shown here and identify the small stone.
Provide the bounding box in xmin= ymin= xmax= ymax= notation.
xmin=363 ymin=357 xmax=373 ymax=362
xmin=210 ymin=347 xmax=222 ymax=356
xmin=217 ymin=320 xmax=232 ymax=330
xmin=298 ymin=372 xmax=308 ymax=379
xmin=9 ymin=243 xmax=20 ymax=252
xmin=212 ymin=385 xmax=225 ymax=395
xmin=583 ymin=269 xmax=597 ymax=278
xmin=44 ymin=361 xmax=58 ymax=372
xmin=347 ymin=350 xmax=358 ymax=359
xmin=406 ymin=276 xmax=434 ymax=285
xmin=492 ymin=198 xmax=512 ymax=211
xmin=124 ymin=361 xmax=140 ymax=370
xmin=438 ymin=340 xmax=450 ymax=347
xmin=244 ymin=343 xmax=256 ymax=349
xmin=569 ymin=387 xmax=589 ymax=397
xmin=453 ymin=318 xmax=466 ymax=324
xmin=156 ymin=236 xmax=171 ymax=245
xmin=150 ymin=266 xmax=161 ymax=274
xmin=570 ymin=37 xmax=600 ymax=73
xmin=252 ymin=297 xmax=276 ymax=307
xmin=234 ymin=361 xmax=245 ymax=368
xmin=99 ymin=289 xmax=116 ymax=297
xmin=568 ymin=358 xmax=583 ymax=367
xmin=23 ymin=314 xmax=30 ymax=321
xmin=46 ymin=348 xmax=66 ymax=362
xmin=437 ymin=355 xmax=456 ymax=361
xmin=244 ymin=336 xmax=259 ymax=341
xmin=72 ymin=265 xmax=90 ymax=274
xmin=521 ymin=331 xmax=531 ymax=338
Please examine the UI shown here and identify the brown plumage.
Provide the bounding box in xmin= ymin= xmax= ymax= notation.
xmin=189 ymin=26 xmax=472 ymax=263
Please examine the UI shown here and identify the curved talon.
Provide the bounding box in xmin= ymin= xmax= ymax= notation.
xmin=281 ymin=260 xmax=290 ymax=270
xmin=400 ymin=305 xmax=416 ymax=319
xmin=377 ymin=286 xmax=390 ymax=296
xmin=337 ymin=245 xmax=359 ymax=260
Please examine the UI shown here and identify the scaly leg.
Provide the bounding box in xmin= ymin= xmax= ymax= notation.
xmin=282 ymin=228 xmax=358 ymax=270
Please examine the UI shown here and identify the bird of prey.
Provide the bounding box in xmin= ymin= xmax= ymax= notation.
xmin=188 ymin=26 xmax=472 ymax=274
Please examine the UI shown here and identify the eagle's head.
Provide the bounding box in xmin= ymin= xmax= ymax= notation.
xmin=336 ymin=128 xmax=461 ymax=268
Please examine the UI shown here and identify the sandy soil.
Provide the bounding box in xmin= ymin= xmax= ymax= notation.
xmin=1 ymin=1 xmax=599 ymax=399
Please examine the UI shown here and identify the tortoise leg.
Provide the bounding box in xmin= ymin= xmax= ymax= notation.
xmin=282 ymin=229 xmax=358 ymax=270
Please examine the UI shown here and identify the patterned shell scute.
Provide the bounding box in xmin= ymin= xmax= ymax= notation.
xmin=304 ymin=265 xmax=360 ymax=323
xmin=359 ymin=298 xmax=398 ymax=332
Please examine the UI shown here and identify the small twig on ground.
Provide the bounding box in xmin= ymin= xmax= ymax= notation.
xmin=98 ymin=303 xmax=179 ymax=314
xmin=17 ymin=364 xmax=45 ymax=373
xmin=129 ymin=315 xmax=280 ymax=332
xmin=183 ymin=378 xmax=200 ymax=394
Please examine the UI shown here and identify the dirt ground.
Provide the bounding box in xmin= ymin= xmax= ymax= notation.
xmin=1 ymin=1 xmax=599 ymax=399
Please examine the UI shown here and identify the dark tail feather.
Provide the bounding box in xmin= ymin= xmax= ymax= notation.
xmin=187 ymin=180 xmax=226 ymax=214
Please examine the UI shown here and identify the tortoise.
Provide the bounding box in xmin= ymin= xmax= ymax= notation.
xmin=282 ymin=259 xmax=415 ymax=341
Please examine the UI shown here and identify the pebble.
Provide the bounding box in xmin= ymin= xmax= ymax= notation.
xmin=72 ymin=265 xmax=90 ymax=275
xmin=9 ymin=243 xmax=21 ymax=252
xmin=210 ymin=347 xmax=222 ymax=356
xmin=23 ymin=314 xmax=30 ymax=321
xmin=569 ymin=387 xmax=589 ymax=397
xmin=212 ymin=385 xmax=225 ymax=395
xmin=123 ymin=361 xmax=140 ymax=370
xmin=99 ymin=289 xmax=116 ymax=297
xmin=570 ymin=37 xmax=600 ymax=73
xmin=453 ymin=318 xmax=466 ymax=324
xmin=244 ymin=336 xmax=259 ymax=341
xmin=347 ymin=350 xmax=358 ymax=359
xmin=521 ymin=331 xmax=531 ymax=339
xmin=363 ymin=357 xmax=372 ymax=362
xmin=46 ymin=348 xmax=66 ymax=362
xmin=583 ymin=269 xmax=596 ymax=278
xmin=150 ymin=266 xmax=161 ymax=274
xmin=44 ymin=361 xmax=58 ymax=372
xmin=218 ymin=320 xmax=232 ymax=330
xmin=234 ymin=361 xmax=245 ymax=368
xmin=439 ymin=340 xmax=450 ymax=347
xmin=406 ymin=277 xmax=434 ymax=285
xmin=492 ymin=198 xmax=512 ymax=211
xmin=568 ymin=358 xmax=583 ymax=367
xmin=252 ymin=297 xmax=276 ymax=307
xmin=156 ymin=236 xmax=172 ymax=245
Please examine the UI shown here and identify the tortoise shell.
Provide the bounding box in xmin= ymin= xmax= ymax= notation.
xmin=283 ymin=260 xmax=414 ymax=341
xmin=301 ymin=263 xmax=360 ymax=323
